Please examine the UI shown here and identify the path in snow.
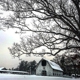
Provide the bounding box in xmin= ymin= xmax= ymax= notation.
xmin=0 ymin=74 xmax=80 ymax=80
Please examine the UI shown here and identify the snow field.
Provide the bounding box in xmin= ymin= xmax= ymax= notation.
xmin=0 ymin=74 xmax=80 ymax=80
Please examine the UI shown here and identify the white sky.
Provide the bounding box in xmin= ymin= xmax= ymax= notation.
xmin=0 ymin=29 xmax=20 ymax=69
xmin=0 ymin=29 xmax=44 ymax=69
xmin=0 ymin=28 xmax=54 ymax=69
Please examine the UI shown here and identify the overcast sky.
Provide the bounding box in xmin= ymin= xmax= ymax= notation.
xmin=0 ymin=29 xmax=20 ymax=69
xmin=0 ymin=29 xmax=45 ymax=69
xmin=0 ymin=29 xmax=54 ymax=69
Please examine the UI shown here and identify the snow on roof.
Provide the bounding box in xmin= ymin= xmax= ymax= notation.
xmin=0 ymin=67 xmax=4 ymax=70
xmin=0 ymin=70 xmax=28 ymax=74
xmin=42 ymin=58 xmax=63 ymax=71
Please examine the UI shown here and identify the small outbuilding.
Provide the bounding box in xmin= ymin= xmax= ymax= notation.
xmin=0 ymin=67 xmax=6 ymax=70
xmin=36 ymin=58 xmax=63 ymax=76
xmin=0 ymin=67 xmax=28 ymax=74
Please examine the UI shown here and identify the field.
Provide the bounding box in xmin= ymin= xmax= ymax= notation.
xmin=0 ymin=74 xmax=80 ymax=80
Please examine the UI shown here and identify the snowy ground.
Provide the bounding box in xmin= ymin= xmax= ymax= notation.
xmin=0 ymin=74 xmax=80 ymax=80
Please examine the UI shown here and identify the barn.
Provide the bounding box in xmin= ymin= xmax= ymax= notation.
xmin=36 ymin=58 xmax=63 ymax=76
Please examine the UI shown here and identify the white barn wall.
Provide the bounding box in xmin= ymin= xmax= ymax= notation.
xmin=36 ymin=62 xmax=43 ymax=75
xmin=53 ymin=70 xmax=63 ymax=76
xmin=45 ymin=62 xmax=53 ymax=76
xmin=36 ymin=61 xmax=53 ymax=76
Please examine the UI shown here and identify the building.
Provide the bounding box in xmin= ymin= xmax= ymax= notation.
xmin=0 ymin=67 xmax=28 ymax=75
xmin=0 ymin=67 xmax=7 ymax=70
xmin=36 ymin=58 xmax=63 ymax=76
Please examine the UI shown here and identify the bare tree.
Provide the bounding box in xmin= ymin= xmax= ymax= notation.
xmin=53 ymin=53 xmax=80 ymax=76
xmin=0 ymin=0 xmax=80 ymax=57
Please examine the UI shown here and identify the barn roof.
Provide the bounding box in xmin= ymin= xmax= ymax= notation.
xmin=42 ymin=58 xmax=63 ymax=71
xmin=0 ymin=67 xmax=5 ymax=70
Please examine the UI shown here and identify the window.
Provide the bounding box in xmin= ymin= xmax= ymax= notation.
xmin=42 ymin=60 xmax=46 ymax=66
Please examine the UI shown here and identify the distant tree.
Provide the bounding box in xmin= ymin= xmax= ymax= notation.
xmin=0 ymin=0 xmax=80 ymax=57
xmin=52 ymin=54 xmax=66 ymax=74
xmin=12 ymin=67 xmax=14 ymax=70
xmin=52 ymin=54 xmax=62 ymax=65
xmin=14 ymin=67 xmax=19 ymax=71
xmin=14 ymin=60 xmax=37 ymax=74
xmin=3 ymin=67 xmax=7 ymax=70
xmin=53 ymin=53 xmax=80 ymax=76
xmin=27 ymin=60 xmax=37 ymax=74
xmin=30 ymin=60 xmax=37 ymax=74
xmin=18 ymin=61 xmax=24 ymax=71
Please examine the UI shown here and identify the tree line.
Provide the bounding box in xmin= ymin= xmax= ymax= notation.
xmin=12 ymin=60 xmax=37 ymax=75
xmin=53 ymin=53 xmax=80 ymax=76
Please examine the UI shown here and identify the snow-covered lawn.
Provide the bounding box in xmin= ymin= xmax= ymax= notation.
xmin=0 ymin=74 xmax=80 ymax=80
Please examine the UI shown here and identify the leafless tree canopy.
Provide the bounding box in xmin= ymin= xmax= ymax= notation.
xmin=0 ymin=0 xmax=80 ymax=57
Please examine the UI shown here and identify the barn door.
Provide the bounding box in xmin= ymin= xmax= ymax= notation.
xmin=42 ymin=70 xmax=47 ymax=76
